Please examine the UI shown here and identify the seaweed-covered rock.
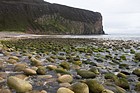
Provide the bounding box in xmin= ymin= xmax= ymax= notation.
xmin=115 ymin=78 xmax=130 ymax=89
xmin=46 ymin=57 xmax=55 ymax=63
xmin=60 ymin=62 xmax=70 ymax=70
xmin=36 ymin=66 xmax=46 ymax=75
xmin=104 ymin=73 xmax=118 ymax=81
xmin=89 ymin=67 xmax=100 ymax=74
xmin=135 ymin=82 xmax=140 ymax=91
xmin=55 ymin=68 xmax=70 ymax=75
xmin=119 ymin=64 xmax=129 ymax=69
xmin=120 ymin=55 xmax=127 ymax=60
xmin=76 ymin=70 xmax=96 ymax=78
xmin=71 ymin=82 xmax=89 ymax=93
xmin=133 ymin=69 xmax=140 ymax=76
xmin=73 ymin=61 xmax=82 ymax=66
xmin=135 ymin=53 xmax=140 ymax=61
xmin=117 ymin=73 xmax=127 ymax=78
xmin=86 ymin=79 xmax=104 ymax=93
xmin=7 ymin=76 xmax=32 ymax=93
xmin=104 ymin=83 xmax=126 ymax=93
xmin=30 ymin=57 xmax=42 ymax=66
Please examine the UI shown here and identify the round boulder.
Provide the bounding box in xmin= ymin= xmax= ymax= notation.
xmin=7 ymin=76 xmax=32 ymax=92
xmin=58 ymin=75 xmax=73 ymax=83
xmin=71 ymin=82 xmax=89 ymax=93
xmin=57 ymin=87 xmax=74 ymax=93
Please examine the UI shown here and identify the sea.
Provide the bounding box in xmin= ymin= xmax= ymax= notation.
xmin=15 ymin=31 xmax=140 ymax=41
xmin=53 ymin=32 xmax=140 ymax=41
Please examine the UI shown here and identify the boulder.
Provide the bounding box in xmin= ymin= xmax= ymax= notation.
xmin=14 ymin=63 xmax=27 ymax=72
xmin=58 ymin=75 xmax=73 ymax=83
xmin=86 ymin=79 xmax=104 ymax=93
xmin=135 ymin=82 xmax=140 ymax=91
xmin=71 ymin=82 xmax=89 ymax=93
xmin=76 ymin=70 xmax=96 ymax=78
xmin=7 ymin=76 xmax=32 ymax=92
xmin=37 ymin=66 xmax=46 ymax=75
xmin=30 ymin=57 xmax=42 ymax=66
xmin=23 ymin=68 xmax=37 ymax=75
xmin=133 ymin=69 xmax=140 ymax=76
xmin=57 ymin=87 xmax=74 ymax=93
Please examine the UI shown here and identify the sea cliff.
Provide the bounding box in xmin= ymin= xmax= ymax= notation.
xmin=0 ymin=0 xmax=104 ymax=34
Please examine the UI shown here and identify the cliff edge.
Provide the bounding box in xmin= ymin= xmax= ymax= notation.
xmin=0 ymin=0 xmax=105 ymax=35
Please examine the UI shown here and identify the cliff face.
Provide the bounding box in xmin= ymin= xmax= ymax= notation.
xmin=0 ymin=0 xmax=105 ymax=35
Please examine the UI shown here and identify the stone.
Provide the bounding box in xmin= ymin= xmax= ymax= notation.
xmin=37 ymin=66 xmax=46 ymax=75
xmin=71 ymin=82 xmax=89 ymax=93
xmin=47 ymin=65 xmax=57 ymax=70
xmin=40 ymin=90 xmax=48 ymax=93
xmin=9 ymin=56 xmax=19 ymax=61
xmin=7 ymin=76 xmax=32 ymax=92
xmin=38 ymin=75 xmax=53 ymax=79
xmin=23 ymin=68 xmax=37 ymax=75
xmin=86 ymin=79 xmax=104 ymax=93
xmin=59 ymin=83 xmax=71 ymax=87
xmin=30 ymin=57 xmax=42 ymax=66
xmin=59 ymin=62 xmax=70 ymax=70
xmin=133 ymin=69 xmax=140 ymax=76
xmin=46 ymin=57 xmax=55 ymax=62
xmin=135 ymin=53 xmax=140 ymax=61
xmin=135 ymin=82 xmax=140 ymax=91
xmin=76 ymin=70 xmax=96 ymax=78
xmin=7 ymin=59 xmax=17 ymax=64
xmin=104 ymin=73 xmax=118 ymax=81
xmin=55 ymin=68 xmax=70 ymax=75
xmin=117 ymin=73 xmax=127 ymax=78
xmin=57 ymin=87 xmax=74 ymax=93
xmin=115 ymin=78 xmax=130 ymax=89
xmin=14 ymin=63 xmax=27 ymax=72
xmin=102 ymin=89 xmax=114 ymax=93
xmin=73 ymin=61 xmax=82 ymax=66
xmin=58 ymin=75 xmax=73 ymax=83
xmin=15 ymin=74 xmax=28 ymax=80
xmin=89 ymin=67 xmax=100 ymax=74
xmin=0 ymin=88 xmax=11 ymax=93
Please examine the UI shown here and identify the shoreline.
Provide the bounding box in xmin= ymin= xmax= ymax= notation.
xmin=0 ymin=32 xmax=140 ymax=42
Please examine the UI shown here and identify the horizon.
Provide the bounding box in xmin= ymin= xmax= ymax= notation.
xmin=45 ymin=0 xmax=140 ymax=34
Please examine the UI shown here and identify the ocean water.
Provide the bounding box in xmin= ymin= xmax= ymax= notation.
xmin=15 ymin=31 xmax=140 ymax=41
xmin=58 ymin=32 xmax=140 ymax=41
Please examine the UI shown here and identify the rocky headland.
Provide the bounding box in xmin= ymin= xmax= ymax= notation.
xmin=0 ymin=0 xmax=104 ymax=35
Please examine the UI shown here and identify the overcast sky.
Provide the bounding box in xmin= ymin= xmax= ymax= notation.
xmin=45 ymin=0 xmax=140 ymax=34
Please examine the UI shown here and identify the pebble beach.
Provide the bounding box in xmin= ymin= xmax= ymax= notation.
xmin=0 ymin=32 xmax=140 ymax=93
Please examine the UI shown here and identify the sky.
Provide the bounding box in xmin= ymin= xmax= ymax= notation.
xmin=45 ymin=0 xmax=140 ymax=34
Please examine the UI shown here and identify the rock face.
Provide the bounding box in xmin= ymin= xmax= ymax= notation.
xmin=0 ymin=0 xmax=104 ymax=35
